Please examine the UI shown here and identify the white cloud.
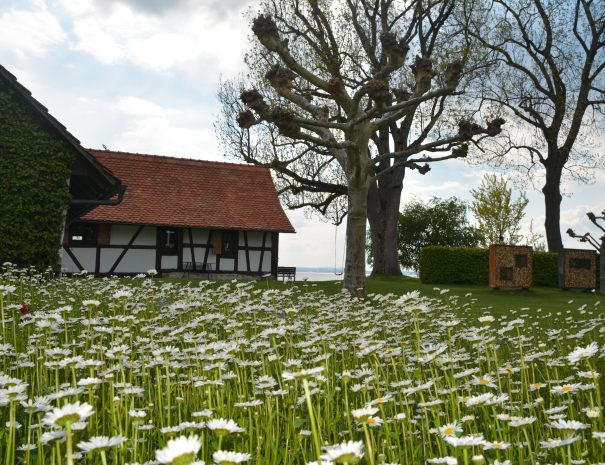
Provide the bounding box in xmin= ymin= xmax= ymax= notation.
xmin=59 ymin=0 xmax=251 ymax=80
xmin=114 ymin=96 xmax=177 ymax=117
xmin=0 ymin=7 xmax=65 ymax=58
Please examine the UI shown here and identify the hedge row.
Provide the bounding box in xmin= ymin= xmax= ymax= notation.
xmin=419 ymin=246 xmax=600 ymax=287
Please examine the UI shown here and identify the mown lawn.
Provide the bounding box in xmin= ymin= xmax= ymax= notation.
xmin=239 ymin=275 xmax=603 ymax=323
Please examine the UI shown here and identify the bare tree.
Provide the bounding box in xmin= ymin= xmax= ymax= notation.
xmin=218 ymin=0 xmax=503 ymax=284
xmin=462 ymin=0 xmax=605 ymax=253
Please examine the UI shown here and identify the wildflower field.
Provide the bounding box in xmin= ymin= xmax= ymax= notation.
xmin=1 ymin=267 xmax=605 ymax=465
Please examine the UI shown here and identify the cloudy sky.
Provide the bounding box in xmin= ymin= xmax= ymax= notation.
xmin=1 ymin=0 xmax=603 ymax=269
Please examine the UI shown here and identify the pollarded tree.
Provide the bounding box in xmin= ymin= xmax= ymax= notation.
xmin=220 ymin=0 xmax=504 ymax=288
xmin=462 ymin=0 xmax=605 ymax=252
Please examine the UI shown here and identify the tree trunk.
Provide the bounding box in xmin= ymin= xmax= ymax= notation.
xmin=542 ymin=163 xmax=564 ymax=253
xmin=344 ymin=182 xmax=370 ymax=294
xmin=367 ymin=169 xmax=405 ymax=276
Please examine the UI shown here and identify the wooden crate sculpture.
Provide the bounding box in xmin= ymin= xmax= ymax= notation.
xmin=558 ymin=248 xmax=597 ymax=290
xmin=489 ymin=245 xmax=533 ymax=289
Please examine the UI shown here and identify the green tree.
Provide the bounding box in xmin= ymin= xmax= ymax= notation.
xmin=397 ymin=197 xmax=479 ymax=271
xmin=470 ymin=174 xmax=528 ymax=246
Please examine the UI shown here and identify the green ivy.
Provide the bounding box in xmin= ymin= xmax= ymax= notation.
xmin=0 ymin=83 xmax=74 ymax=271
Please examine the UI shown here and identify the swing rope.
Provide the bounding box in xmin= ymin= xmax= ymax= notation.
xmin=334 ymin=224 xmax=345 ymax=276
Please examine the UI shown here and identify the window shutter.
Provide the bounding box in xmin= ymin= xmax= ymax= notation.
xmin=212 ymin=230 xmax=222 ymax=255
xmin=97 ymin=224 xmax=111 ymax=245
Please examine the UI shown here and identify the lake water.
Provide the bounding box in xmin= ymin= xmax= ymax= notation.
xmin=296 ymin=270 xmax=417 ymax=281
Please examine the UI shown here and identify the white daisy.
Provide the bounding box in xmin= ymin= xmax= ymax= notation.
xmin=567 ymin=342 xmax=598 ymax=364
xmin=155 ymin=435 xmax=202 ymax=464
xmin=212 ymin=450 xmax=252 ymax=464
xmin=206 ymin=418 xmax=245 ymax=435
xmin=322 ymin=440 xmax=364 ymax=463
xmin=43 ymin=402 xmax=94 ymax=427
xmin=77 ymin=435 xmax=127 ymax=452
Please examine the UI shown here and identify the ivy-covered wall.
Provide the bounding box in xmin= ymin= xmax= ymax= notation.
xmin=0 ymin=81 xmax=75 ymax=271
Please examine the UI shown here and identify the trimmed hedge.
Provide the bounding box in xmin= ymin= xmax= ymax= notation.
xmin=533 ymin=252 xmax=558 ymax=287
xmin=418 ymin=246 xmax=489 ymax=285
xmin=419 ymin=246 xmax=600 ymax=287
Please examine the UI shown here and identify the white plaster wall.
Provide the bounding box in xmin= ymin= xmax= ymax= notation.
xmin=184 ymin=229 xmax=209 ymax=245
xmin=115 ymin=249 xmax=156 ymax=273
xmin=182 ymin=247 xmax=212 ymax=266
xmin=243 ymin=231 xmax=267 ymax=247
xmin=161 ymin=256 xmax=178 ymax=269
xmin=237 ymin=250 xmax=247 ymax=271
xmin=238 ymin=250 xmax=263 ymax=272
xmin=71 ymin=248 xmax=96 ymax=273
xmin=135 ymin=226 xmax=157 ymax=246
xmin=250 ymin=250 xmax=262 ymax=271
xmin=60 ymin=249 xmax=80 ymax=273
xmin=110 ymin=225 xmax=157 ymax=246
xmin=100 ymin=249 xmax=123 ymax=273
xmin=262 ymin=252 xmax=272 ymax=272
xmin=220 ymin=258 xmax=235 ymax=271
xmin=206 ymin=249 xmax=217 ymax=268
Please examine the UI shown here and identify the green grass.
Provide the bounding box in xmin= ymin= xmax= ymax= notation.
xmin=253 ymin=275 xmax=603 ymax=322
xmin=164 ymin=274 xmax=602 ymax=327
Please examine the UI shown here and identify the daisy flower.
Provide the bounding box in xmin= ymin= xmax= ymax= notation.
xmin=567 ymin=342 xmax=598 ymax=364
xmin=156 ymin=435 xmax=202 ymax=465
xmin=351 ymin=406 xmax=379 ymax=422
xmin=540 ymin=436 xmax=580 ymax=448
xmin=551 ymin=383 xmax=581 ymax=395
xmin=321 ymin=440 xmax=364 ymax=463
xmin=549 ymin=419 xmax=589 ymax=431
xmin=444 ymin=434 xmax=486 ymax=448
xmin=43 ymin=402 xmax=94 ymax=427
xmin=471 ymin=375 xmax=497 ymax=389
xmin=483 ymin=441 xmax=510 ymax=450
xmin=212 ymin=450 xmax=252 ymax=464
xmin=439 ymin=422 xmax=462 ymax=438
xmin=508 ymin=417 xmax=536 ymax=427
xmin=77 ymin=435 xmax=127 ymax=452
xmin=206 ymin=418 xmax=245 ymax=435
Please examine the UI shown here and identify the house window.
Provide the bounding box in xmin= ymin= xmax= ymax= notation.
xmin=221 ymin=230 xmax=239 ymax=259
xmin=69 ymin=223 xmax=97 ymax=246
xmin=159 ymin=228 xmax=179 ymax=255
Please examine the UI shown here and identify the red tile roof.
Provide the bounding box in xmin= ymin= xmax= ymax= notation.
xmin=80 ymin=150 xmax=295 ymax=233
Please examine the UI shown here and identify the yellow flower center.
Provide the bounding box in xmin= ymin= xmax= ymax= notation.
xmin=562 ymin=386 xmax=573 ymax=392
xmin=443 ymin=427 xmax=454 ymax=435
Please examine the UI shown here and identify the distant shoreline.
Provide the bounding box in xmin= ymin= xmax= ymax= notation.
xmin=295 ymin=269 xmax=418 ymax=281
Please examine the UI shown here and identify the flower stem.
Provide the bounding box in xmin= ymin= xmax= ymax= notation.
xmin=302 ymin=379 xmax=322 ymax=465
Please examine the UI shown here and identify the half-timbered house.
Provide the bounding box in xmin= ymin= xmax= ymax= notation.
xmin=61 ymin=150 xmax=295 ymax=277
